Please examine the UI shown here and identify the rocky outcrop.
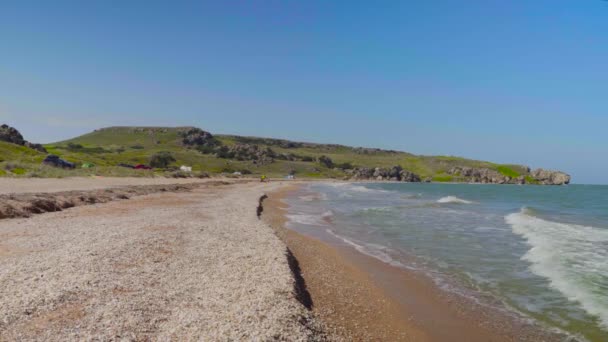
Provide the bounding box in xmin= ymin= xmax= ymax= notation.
xmin=0 ymin=124 xmax=47 ymax=153
xmin=345 ymin=167 xmax=373 ymax=180
xmin=448 ymin=166 xmax=570 ymax=185
xmin=179 ymin=127 xmax=218 ymax=147
xmin=530 ymin=169 xmax=571 ymax=185
xmin=448 ymin=167 xmax=512 ymax=184
xmin=346 ymin=166 xmax=421 ymax=182
xmin=400 ymin=170 xmax=422 ymax=182
xmin=215 ymin=144 xmax=275 ymax=165
xmin=0 ymin=124 xmax=25 ymax=145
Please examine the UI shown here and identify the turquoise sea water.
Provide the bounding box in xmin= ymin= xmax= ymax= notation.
xmin=285 ymin=183 xmax=608 ymax=341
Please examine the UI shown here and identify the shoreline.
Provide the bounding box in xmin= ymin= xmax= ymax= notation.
xmin=263 ymin=182 xmax=566 ymax=341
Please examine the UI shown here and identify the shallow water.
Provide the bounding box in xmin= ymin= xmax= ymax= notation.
xmin=285 ymin=182 xmax=608 ymax=341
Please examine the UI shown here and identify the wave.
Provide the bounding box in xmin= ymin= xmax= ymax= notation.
xmin=360 ymin=206 xmax=395 ymax=214
xmin=324 ymin=182 xmax=390 ymax=194
xmin=325 ymin=229 xmax=415 ymax=270
xmin=437 ymin=196 xmax=474 ymax=204
xmin=298 ymin=193 xmax=328 ymax=202
xmin=506 ymin=209 xmax=608 ymax=329
xmin=286 ymin=213 xmax=329 ymax=227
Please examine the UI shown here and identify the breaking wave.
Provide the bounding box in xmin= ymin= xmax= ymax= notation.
xmin=437 ymin=196 xmax=474 ymax=204
xmin=507 ymin=208 xmax=608 ymax=329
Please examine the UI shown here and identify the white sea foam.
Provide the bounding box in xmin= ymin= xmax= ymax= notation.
xmin=286 ymin=214 xmax=328 ymax=227
xmin=298 ymin=193 xmax=328 ymax=202
xmin=325 ymin=183 xmax=388 ymax=194
xmin=321 ymin=210 xmax=333 ymax=218
xmin=325 ymin=229 xmax=412 ymax=269
xmin=507 ymin=209 xmax=608 ymax=329
xmin=437 ymin=196 xmax=474 ymax=204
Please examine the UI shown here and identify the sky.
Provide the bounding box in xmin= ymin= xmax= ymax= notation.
xmin=1 ymin=1 xmax=606 ymax=184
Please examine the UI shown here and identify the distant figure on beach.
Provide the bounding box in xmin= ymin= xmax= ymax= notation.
xmin=260 ymin=174 xmax=267 ymax=182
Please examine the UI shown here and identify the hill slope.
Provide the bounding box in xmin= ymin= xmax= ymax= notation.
xmin=0 ymin=125 xmax=569 ymax=183
xmin=38 ymin=126 xmax=538 ymax=182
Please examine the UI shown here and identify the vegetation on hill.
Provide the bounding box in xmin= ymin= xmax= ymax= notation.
xmin=0 ymin=125 xmax=549 ymax=181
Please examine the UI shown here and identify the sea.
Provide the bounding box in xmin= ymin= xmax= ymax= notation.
xmin=284 ymin=182 xmax=608 ymax=341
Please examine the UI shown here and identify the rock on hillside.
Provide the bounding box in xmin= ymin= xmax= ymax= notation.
xmin=0 ymin=124 xmax=47 ymax=153
xmin=530 ymin=168 xmax=571 ymax=185
xmin=448 ymin=167 xmax=518 ymax=184
xmin=215 ymin=144 xmax=275 ymax=165
xmin=179 ymin=127 xmax=218 ymax=147
xmin=346 ymin=166 xmax=421 ymax=182
xmin=448 ymin=166 xmax=570 ymax=185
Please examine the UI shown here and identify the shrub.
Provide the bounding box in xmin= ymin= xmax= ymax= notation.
xmin=4 ymin=162 xmax=17 ymax=171
xmin=240 ymin=169 xmax=252 ymax=175
xmin=432 ymin=175 xmax=454 ymax=182
xmin=12 ymin=168 xmax=27 ymax=175
xmin=318 ymin=155 xmax=334 ymax=168
xmin=497 ymin=166 xmax=520 ymax=178
xmin=196 ymin=145 xmax=216 ymax=154
xmin=301 ymin=156 xmax=315 ymax=162
xmin=149 ymin=152 xmax=176 ymax=168
xmin=335 ymin=162 xmax=354 ymax=169
xmin=130 ymin=145 xmax=144 ymax=149
xmin=524 ymin=175 xmax=539 ymax=184
xmin=194 ymin=171 xmax=210 ymax=178
xmin=167 ymin=170 xmax=191 ymax=178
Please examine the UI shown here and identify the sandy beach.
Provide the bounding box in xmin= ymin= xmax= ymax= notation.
xmin=0 ymin=178 xmax=325 ymax=340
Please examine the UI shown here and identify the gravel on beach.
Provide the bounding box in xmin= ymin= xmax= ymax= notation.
xmin=0 ymin=180 xmax=324 ymax=340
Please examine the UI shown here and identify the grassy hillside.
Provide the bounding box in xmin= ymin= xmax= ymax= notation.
xmin=1 ymin=126 xmax=529 ymax=180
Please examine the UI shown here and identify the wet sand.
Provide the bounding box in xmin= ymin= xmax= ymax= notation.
xmin=263 ymin=183 xmax=562 ymax=342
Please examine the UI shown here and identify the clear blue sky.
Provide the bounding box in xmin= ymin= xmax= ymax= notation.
xmin=1 ymin=1 xmax=606 ymax=184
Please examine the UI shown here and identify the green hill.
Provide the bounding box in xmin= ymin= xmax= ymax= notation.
xmin=5 ymin=125 xmax=526 ymax=181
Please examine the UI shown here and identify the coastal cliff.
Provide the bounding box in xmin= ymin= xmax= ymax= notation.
xmin=340 ymin=165 xmax=570 ymax=185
